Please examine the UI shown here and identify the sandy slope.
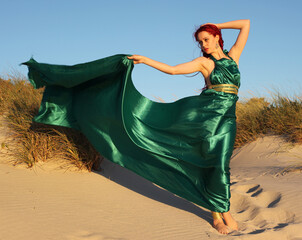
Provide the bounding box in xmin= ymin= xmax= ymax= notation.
xmin=229 ymin=135 xmax=302 ymax=240
xmin=1 ymin=114 xmax=302 ymax=239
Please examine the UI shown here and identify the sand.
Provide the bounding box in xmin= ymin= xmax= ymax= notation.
xmin=1 ymin=115 xmax=302 ymax=239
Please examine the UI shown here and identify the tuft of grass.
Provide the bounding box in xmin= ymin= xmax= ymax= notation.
xmin=235 ymin=94 xmax=302 ymax=148
xmin=235 ymin=97 xmax=270 ymax=148
xmin=262 ymin=94 xmax=302 ymax=143
xmin=0 ymin=76 xmax=100 ymax=170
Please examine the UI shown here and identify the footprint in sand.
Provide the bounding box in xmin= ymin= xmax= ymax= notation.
xmin=230 ymin=183 xmax=295 ymax=235
xmin=66 ymin=231 xmax=128 ymax=240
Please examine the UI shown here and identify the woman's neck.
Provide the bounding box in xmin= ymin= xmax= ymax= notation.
xmin=211 ymin=49 xmax=228 ymax=60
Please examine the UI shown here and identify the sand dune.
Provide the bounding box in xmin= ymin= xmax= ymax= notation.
xmin=1 ymin=113 xmax=302 ymax=239
xmin=229 ymin=135 xmax=302 ymax=239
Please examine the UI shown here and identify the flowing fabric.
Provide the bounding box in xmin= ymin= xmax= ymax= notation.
xmin=22 ymin=50 xmax=240 ymax=212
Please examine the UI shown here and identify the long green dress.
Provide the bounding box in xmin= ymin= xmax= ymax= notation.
xmin=22 ymin=50 xmax=240 ymax=212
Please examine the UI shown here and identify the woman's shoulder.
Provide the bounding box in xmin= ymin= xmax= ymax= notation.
xmin=194 ymin=56 xmax=211 ymax=61
xmin=193 ymin=56 xmax=215 ymax=78
xmin=194 ymin=56 xmax=213 ymax=66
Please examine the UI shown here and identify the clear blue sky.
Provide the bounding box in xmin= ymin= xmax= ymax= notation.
xmin=1 ymin=0 xmax=302 ymax=102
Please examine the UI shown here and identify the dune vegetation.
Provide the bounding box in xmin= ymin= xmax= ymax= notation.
xmin=1 ymin=76 xmax=301 ymax=169
xmin=0 ymin=76 xmax=99 ymax=170
xmin=235 ymin=95 xmax=302 ymax=148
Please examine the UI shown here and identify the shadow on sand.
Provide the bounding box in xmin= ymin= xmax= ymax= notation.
xmin=94 ymin=158 xmax=212 ymax=225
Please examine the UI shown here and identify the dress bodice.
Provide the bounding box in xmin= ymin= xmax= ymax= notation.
xmin=209 ymin=50 xmax=240 ymax=88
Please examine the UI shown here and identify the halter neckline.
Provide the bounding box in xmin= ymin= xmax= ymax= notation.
xmin=210 ymin=49 xmax=233 ymax=61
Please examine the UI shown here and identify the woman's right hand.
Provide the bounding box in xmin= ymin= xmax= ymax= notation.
xmin=127 ymin=55 xmax=146 ymax=64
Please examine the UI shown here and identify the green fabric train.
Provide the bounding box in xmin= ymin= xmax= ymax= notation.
xmin=22 ymin=53 xmax=240 ymax=212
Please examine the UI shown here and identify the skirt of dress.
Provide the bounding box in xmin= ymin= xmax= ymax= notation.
xmin=22 ymin=54 xmax=238 ymax=212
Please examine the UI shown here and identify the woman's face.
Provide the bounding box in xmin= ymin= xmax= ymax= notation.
xmin=197 ymin=31 xmax=219 ymax=54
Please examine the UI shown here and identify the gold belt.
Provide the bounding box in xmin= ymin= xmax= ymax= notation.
xmin=208 ymin=84 xmax=238 ymax=95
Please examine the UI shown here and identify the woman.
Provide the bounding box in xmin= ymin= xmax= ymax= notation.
xmin=128 ymin=19 xmax=250 ymax=234
xmin=23 ymin=19 xmax=249 ymax=236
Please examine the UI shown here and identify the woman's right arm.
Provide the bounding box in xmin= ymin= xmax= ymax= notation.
xmin=127 ymin=55 xmax=208 ymax=76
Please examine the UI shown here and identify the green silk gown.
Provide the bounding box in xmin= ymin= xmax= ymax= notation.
xmin=22 ymin=50 xmax=240 ymax=212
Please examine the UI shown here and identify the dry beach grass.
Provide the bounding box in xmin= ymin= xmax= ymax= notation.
xmin=0 ymin=76 xmax=99 ymax=170
xmin=236 ymin=95 xmax=302 ymax=147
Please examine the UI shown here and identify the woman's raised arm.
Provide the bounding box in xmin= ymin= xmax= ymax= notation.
xmin=216 ymin=19 xmax=250 ymax=62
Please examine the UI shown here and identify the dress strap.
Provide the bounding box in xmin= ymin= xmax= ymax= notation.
xmin=223 ymin=49 xmax=234 ymax=61
xmin=209 ymin=50 xmax=232 ymax=61
xmin=209 ymin=54 xmax=217 ymax=62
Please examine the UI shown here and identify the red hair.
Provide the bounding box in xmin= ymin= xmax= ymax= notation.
xmin=194 ymin=24 xmax=224 ymax=58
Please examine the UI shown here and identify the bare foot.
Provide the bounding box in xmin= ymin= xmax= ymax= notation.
xmin=222 ymin=211 xmax=238 ymax=231
xmin=212 ymin=218 xmax=229 ymax=235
